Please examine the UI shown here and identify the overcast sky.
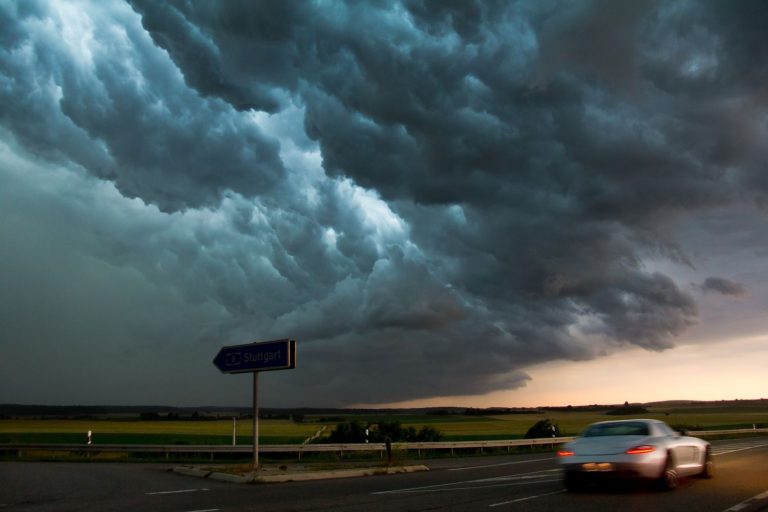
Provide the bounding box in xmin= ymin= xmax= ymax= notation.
xmin=1 ymin=0 xmax=767 ymax=408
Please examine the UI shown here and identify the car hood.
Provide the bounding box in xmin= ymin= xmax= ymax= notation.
xmin=568 ymin=435 xmax=653 ymax=456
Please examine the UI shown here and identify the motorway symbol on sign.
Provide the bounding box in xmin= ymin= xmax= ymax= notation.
xmin=212 ymin=339 xmax=296 ymax=374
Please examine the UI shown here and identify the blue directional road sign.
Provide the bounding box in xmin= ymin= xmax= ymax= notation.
xmin=213 ymin=339 xmax=296 ymax=374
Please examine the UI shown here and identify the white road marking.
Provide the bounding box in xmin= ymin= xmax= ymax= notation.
xmin=722 ymin=490 xmax=768 ymax=512
xmin=713 ymin=442 xmax=768 ymax=456
xmin=473 ymin=469 xmax=562 ymax=483
xmin=449 ymin=457 xmax=554 ymax=471
xmin=145 ymin=488 xmax=210 ymax=496
xmin=489 ymin=490 xmax=564 ymax=507
xmin=183 ymin=509 xmax=219 ymax=512
xmin=375 ymin=479 xmax=563 ymax=495
xmin=373 ymin=469 xmax=561 ymax=495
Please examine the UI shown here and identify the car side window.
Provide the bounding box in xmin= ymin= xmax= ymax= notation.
xmin=657 ymin=422 xmax=676 ymax=436
xmin=583 ymin=422 xmax=649 ymax=437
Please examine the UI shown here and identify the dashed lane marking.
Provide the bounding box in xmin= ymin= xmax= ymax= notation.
xmin=145 ymin=488 xmax=210 ymax=496
xmin=489 ymin=490 xmax=564 ymax=507
xmin=375 ymin=479 xmax=563 ymax=495
xmin=449 ymin=457 xmax=554 ymax=471
xmin=713 ymin=442 xmax=768 ymax=456
xmin=373 ymin=469 xmax=561 ymax=495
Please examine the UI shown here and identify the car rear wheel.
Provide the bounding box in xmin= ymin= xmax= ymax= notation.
xmin=658 ymin=454 xmax=678 ymax=490
xmin=697 ymin=448 xmax=714 ymax=479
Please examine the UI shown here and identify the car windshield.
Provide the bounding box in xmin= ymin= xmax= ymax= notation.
xmin=582 ymin=422 xmax=649 ymax=437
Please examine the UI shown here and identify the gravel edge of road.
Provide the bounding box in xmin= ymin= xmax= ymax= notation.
xmin=173 ymin=464 xmax=430 ymax=484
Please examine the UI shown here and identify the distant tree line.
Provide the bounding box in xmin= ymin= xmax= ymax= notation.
xmin=605 ymin=402 xmax=649 ymax=416
xmin=540 ymin=404 xmax=613 ymax=412
xmin=322 ymin=420 xmax=442 ymax=443
xmin=464 ymin=407 xmax=543 ymax=416
xmin=140 ymin=411 xmax=216 ymax=421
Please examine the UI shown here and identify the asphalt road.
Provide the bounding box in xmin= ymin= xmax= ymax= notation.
xmin=1 ymin=437 xmax=767 ymax=511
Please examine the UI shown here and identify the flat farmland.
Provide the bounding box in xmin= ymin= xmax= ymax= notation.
xmin=481 ymin=407 xmax=768 ymax=436
xmin=300 ymin=404 xmax=768 ymax=441
xmin=2 ymin=402 xmax=767 ymax=445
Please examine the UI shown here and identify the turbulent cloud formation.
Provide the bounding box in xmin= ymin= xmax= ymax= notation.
xmin=701 ymin=277 xmax=747 ymax=297
xmin=1 ymin=0 xmax=767 ymax=406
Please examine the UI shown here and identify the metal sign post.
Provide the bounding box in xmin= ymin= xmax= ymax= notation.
xmin=253 ymin=372 xmax=259 ymax=468
xmin=213 ymin=339 xmax=296 ymax=470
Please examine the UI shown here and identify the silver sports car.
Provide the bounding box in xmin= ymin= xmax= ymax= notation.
xmin=558 ymin=419 xmax=714 ymax=491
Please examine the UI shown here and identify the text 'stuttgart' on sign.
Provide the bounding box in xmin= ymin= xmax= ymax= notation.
xmin=212 ymin=339 xmax=296 ymax=374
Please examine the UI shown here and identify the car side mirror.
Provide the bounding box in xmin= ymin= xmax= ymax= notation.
xmin=678 ymin=429 xmax=688 ymax=436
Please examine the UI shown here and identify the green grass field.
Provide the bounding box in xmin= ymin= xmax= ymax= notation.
xmin=297 ymin=405 xmax=768 ymax=441
xmin=2 ymin=404 xmax=767 ymax=445
xmin=0 ymin=419 xmax=321 ymax=445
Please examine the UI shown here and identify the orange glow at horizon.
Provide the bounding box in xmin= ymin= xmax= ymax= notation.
xmin=355 ymin=335 xmax=768 ymax=409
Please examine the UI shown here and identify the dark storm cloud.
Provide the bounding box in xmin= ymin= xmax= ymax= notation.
xmin=2 ymin=0 xmax=767 ymax=406
xmin=700 ymin=277 xmax=747 ymax=297
xmin=0 ymin=1 xmax=284 ymax=211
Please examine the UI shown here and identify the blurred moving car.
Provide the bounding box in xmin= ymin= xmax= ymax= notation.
xmin=557 ymin=419 xmax=714 ymax=491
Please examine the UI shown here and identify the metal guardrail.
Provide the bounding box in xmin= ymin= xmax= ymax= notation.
xmin=0 ymin=438 xmax=576 ymax=460
xmin=685 ymin=428 xmax=768 ymax=436
xmin=1 ymin=428 xmax=765 ymax=460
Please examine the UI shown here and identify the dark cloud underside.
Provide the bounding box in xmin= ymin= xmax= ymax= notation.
xmin=1 ymin=0 xmax=767 ymax=406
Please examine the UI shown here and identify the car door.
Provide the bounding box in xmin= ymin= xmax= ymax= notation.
xmin=675 ymin=434 xmax=703 ymax=470
xmin=658 ymin=422 xmax=698 ymax=468
xmin=675 ymin=442 xmax=699 ymax=468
